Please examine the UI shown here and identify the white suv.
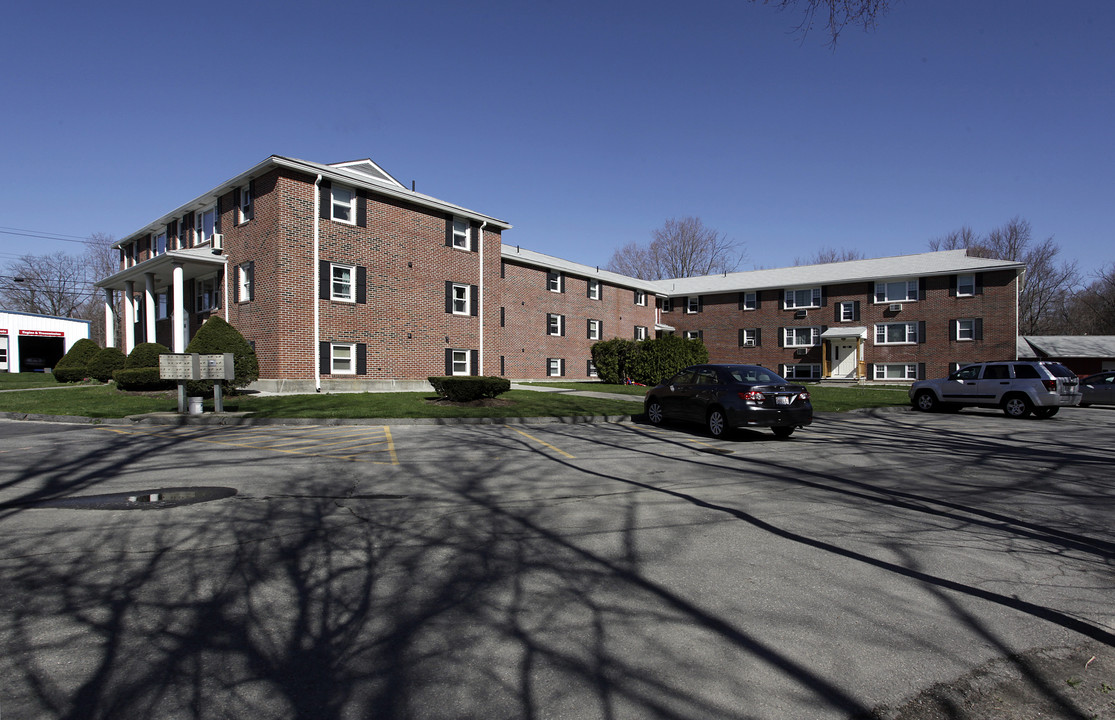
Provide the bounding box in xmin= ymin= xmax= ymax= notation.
xmin=909 ymin=361 xmax=1081 ymax=418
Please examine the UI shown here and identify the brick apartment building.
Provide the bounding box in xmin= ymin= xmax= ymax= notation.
xmin=95 ymin=155 xmax=1025 ymax=390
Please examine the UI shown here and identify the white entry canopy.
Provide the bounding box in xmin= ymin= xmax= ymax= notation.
xmin=821 ymin=326 xmax=868 ymax=339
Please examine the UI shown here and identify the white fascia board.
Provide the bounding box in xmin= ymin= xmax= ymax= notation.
xmin=500 ymin=244 xmax=667 ymax=294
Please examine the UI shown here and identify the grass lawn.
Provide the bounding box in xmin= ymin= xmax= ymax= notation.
xmin=519 ymin=381 xmax=648 ymax=396
xmin=0 ymin=372 xmax=71 ymax=390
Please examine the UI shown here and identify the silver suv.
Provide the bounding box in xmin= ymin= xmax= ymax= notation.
xmin=909 ymin=361 xmax=1081 ymax=418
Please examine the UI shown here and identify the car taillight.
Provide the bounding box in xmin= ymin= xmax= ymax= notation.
xmin=1042 ymin=379 xmax=1056 ymax=391
xmin=740 ymin=390 xmax=765 ymax=401
xmin=798 ymin=391 xmax=810 ymax=402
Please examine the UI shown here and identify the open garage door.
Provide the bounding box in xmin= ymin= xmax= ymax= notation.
xmin=19 ymin=336 xmax=65 ymax=373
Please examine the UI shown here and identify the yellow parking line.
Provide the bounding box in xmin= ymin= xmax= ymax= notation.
xmin=508 ymin=427 xmax=576 ymax=459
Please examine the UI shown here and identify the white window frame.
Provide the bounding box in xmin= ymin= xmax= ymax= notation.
xmin=156 ymin=292 xmax=168 ymax=320
xmin=588 ymin=319 xmax=602 ymax=340
xmin=451 ymin=283 xmax=470 ymax=315
xmin=874 ymin=279 xmax=918 ymax=303
xmin=330 ymin=263 xmax=356 ymax=303
xmin=956 ymin=318 xmax=976 ymax=341
xmin=587 ymin=279 xmax=600 ymax=300
xmin=636 ymin=326 xmax=649 ymax=341
xmin=686 ymin=296 xmax=700 ymax=314
xmin=239 ymin=263 xmax=253 ymax=303
xmin=195 ymin=205 xmax=216 ymax=246
xmin=784 ymin=326 xmax=820 ymax=347
xmin=153 ymin=231 xmax=167 ymax=257
xmin=195 ymin=275 xmax=217 ymax=313
xmin=239 ymin=187 xmax=252 ymax=224
xmin=634 ymin=289 xmax=647 ymax=306
xmin=547 ymin=358 xmax=563 ymax=377
xmin=782 ymin=364 xmax=821 ymax=380
xmin=452 ymin=217 xmax=470 ymax=250
xmin=451 ymin=349 xmax=470 ymax=376
xmin=741 ymin=328 xmax=757 ymax=346
xmin=784 ymin=287 xmax=822 ymax=309
xmin=742 ymin=291 xmax=757 ymax=310
xmin=956 ymin=274 xmax=976 ymax=297
xmin=588 ymin=360 xmax=598 ymax=378
xmin=547 ymin=313 xmax=564 ymax=336
xmin=875 ymin=322 xmax=918 ymax=345
xmin=683 ymin=330 xmax=699 ymax=340
xmin=547 ymin=271 xmax=562 ymax=293
xmin=838 ymin=301 xmax=856 ymax=322
xmin=331 ymin=342 xmax=356 ymax=375
xmin=874 ymin=363 xmax=918 ymax=380
xmin=331 ymin=185 xmax=355 ymax=225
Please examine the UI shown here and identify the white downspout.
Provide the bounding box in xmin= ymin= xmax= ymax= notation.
xmin=313 ymin=174 xmax=323 ymax=391
xmin=477 ymin=220 xmax=487 ymax=375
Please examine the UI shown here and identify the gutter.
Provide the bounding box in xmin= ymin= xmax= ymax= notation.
xmin=477 ymin=221 xmax=487 ymax=374
xmin=313 ymin=174 xmax=322 ymax=392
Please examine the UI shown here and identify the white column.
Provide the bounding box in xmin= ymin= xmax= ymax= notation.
xmin=144 ymin=273 xmax=156 ymax=343
xmin=103 ymin=288 xmax=116 ymax=348
xmin=123 ymin=280 xmax=136 ymax=354
xmin=172 ymin=263 xmax=186 ymax=352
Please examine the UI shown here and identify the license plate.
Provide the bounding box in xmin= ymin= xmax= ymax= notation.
xmin=776 ymin=395 xmax=790 ymax=406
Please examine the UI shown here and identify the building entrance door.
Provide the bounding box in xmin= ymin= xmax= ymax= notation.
xmin=831 ymin=340 xmax=858 ymax=378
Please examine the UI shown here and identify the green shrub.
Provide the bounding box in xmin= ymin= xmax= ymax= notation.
xmin=113 ymin=367 xmax=169 ymax=391
xmin=116 ymin=342 xmax=174 ymax=391
xmin=428 ymin=376 xmax=511 ymax=402
xmin=87 ymin=347 xmax=126 ymax=383
xmin=183 ymin=316 xmax=259 ymax=396
xmin=627 ymin=335 xmax=709 ymax=386
xmin=590 ymin=338 xmax=635 ymax=384
xmin=53 ymin=338 xmax=101 ymax=383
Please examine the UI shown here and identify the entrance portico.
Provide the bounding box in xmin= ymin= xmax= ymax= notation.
xmin=820 ymin=326 xmax=867 ymax=380
xmin=96 ymin=247 xmax=227 ymax=353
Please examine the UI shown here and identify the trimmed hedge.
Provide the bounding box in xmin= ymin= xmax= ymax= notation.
xmin=53 ymin=338 xmax=101 ymax=383
xmin=183 ymin=316 xmax=259 ymax=396
xmin=428 ymin=376 xmax=511 ymax=402
xmin=115 ymin=342 xmax=174 ymax=391
xmin=590 ymin=335 xmax=708 ymax=386
xmin=125 ymin=342 xmax=171 ymax=369
xmin=88 ymin=346 xmax=126 ymax=383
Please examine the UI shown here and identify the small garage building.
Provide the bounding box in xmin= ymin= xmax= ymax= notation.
xmin=0 ymin=311 xmax=91 ymax=373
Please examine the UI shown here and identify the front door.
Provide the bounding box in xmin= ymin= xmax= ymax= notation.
xmin=831 ymin=340 xmax=857 ymax=378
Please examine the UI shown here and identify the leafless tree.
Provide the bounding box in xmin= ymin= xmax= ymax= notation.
xmin=1065 ymin=264 xmax=1115 ymax=335
xmin=794 ymin=246 xmax=866 ymax=265
xmin=928 ymin=217 xmax=1080 ymax=335
xmin=606 ymin=217 xmax=745 ymax=281
xmin=77 ymin=232 xmax=119 ymax=346
xmin=756 ymin=0 xmax=893 ymax=46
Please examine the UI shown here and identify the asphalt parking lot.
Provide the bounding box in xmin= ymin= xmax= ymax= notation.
xmin=1 ymin=407 xmax=1112 ymax=719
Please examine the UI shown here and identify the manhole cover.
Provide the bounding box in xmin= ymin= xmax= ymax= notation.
xmin=9 ymin=487 xmax=237 ymax=510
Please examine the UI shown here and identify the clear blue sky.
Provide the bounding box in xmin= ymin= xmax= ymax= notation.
xmin=2 ymin=0 xmax=1112 ymax=278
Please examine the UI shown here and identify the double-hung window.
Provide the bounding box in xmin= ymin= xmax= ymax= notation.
xmin=635 ymin=326 xmax=649 ymax=341
xmin=331 ymin=185 xmax=355 ymax=224
xmin=451 ymin=218 xmax=470 ymax=250
xmin=547 ymin=271 xmax=563 ymax=293
xmin=875 ymin=279 xmax=918 ymax=303
xmin=956 ymin=274 xmax=976 ymax=297
xmin=587 ymin=279 xmax=600 ymax=300
xmin=686 ymin=296 xmax=700 ymax=314
xmin=239 ymin=187 xmax=253 ymax=224
xmin=741 ymin=291 xmax=757 ymax=310
xmin=195 ymin=206 xmax=216 ymax=246
xmin=195 ymin=276 xmax=217 ymax=312
xmin=547 ymin=313 xmax=564 ymax=336
xmin=331 ymin=343 xmax=355 ymax=375
xmin=634 ymin=289 xmax=647 ymax=306
xmin=451 ymin=349 xmax=470 ymax=376
xmin=955 ymin=318 xmax=979 ymax=341
xmin=875 ymin=322 xmax=918 ymax=344
xmin=587 ymin=319 xmax=602 ymax=340
xmin=784 ymin=326 xmax=820 ymax=347
xmin=331 ymin=264 xmax=355 ymax=302
xmin=156 ymin=292 xmax=168 ymax=320
xmin=741 ymin=328 xmax=758 ymax=347
xmin=838 ymin=301 xmax=856 ymax=322
xmin=239 ymin=263 xmax=254 ymax=302
xmin=451 ymin=283 xmax=470 ymax=315
xmin=784 ymin=287 xmax=821 ymax=309
xmin=153 ymin=232 xmax=167 ymax=257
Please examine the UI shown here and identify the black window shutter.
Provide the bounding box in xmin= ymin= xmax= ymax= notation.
xmin=215 ymin=196 xmax=223 ymax=234
xmin=918 ymin=320 xmax=927 ymax=344
xmin=444 ymin=349 xmax=454 ymax=375
xmin=560 ymin=316 xmax=565 ymax=337
xmin=834 ymin=304 xmax=842 ymax=322
xmin=471 ymin=222 xmax=481 ymax=252
xmin=356 ymin=266 xmax=367 ymax=304
xmin=470 ymin=284 xmax=478 ymax=317
xmin=560 ymin=358 xmax=566 ymax=377
xmin=320 ymin=342 xmax=331 ymax=376
xmin=600 ymin=321 xmax=604 ymax=337
xmin=697 ymin=296 xmax=703 ymax=313
xmin=545 ymin=314 xmax=551 ymax=336
xmin=949 ymin=275 xmax=957 ymax=297
xmin=738 ymin=293 xmax=746 ymax=311
xmin=867 ymin=363 xmax=875 ymax=380
xmin=975 ymin=273 xmax=984 ymax=295
xmin=778 ymin=327 xmax=785 ymax=347
xmin=247 ymin=179 xmax=255 ymax=220
xmin=919 ymin=277 xmax=927 ymax=300
xmin=974 ymin=318 xmax=984 ymax=340
xmin=445 ymin=216 xmax=454 ymax=247
xmin=820 ymin=286 xmax=827 ymax=307
xmin=560 ymin=274 xmax=565 ymax=293
xmin=319 ymin=181 xmax=331 ymax=220
xmin=500 ymin=306 xmax=505 ymax=327
xmin=319 ymin=260 xmax=330 ymax=300
xmin=853 ymin=300 xmax=860 ymax=321
xmin=471 ymin=350 xmax=479 ymax=376
xmin=356 ymin=190 xmax=367 ymax=227
xmin=356 ymin=344 xmax=367 ymax=375
xmin=445 ymin=281 xmax=454 ymax=313
xmin=755 ymin=328 xmax=762 ymax=346
xmin=738 ymin=328 xmax=745 ymax=346
xmin=234 ymin=267 xmax=240 ymax=303
xmin=950 ymin=319 xmax=958 ymax=341
xmin=754 ymin=292 xmax=762 ymax=310
xmin=917 ymin=362 xmax=926 ymax=380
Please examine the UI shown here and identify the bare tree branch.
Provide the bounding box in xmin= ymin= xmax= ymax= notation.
xmin=606 ymin=217 xmax=745 ymax=281
xmin=757 ymin=0 xmax=892 ymax=46
xmin=794 ymin=246 xmax=866 ymax=265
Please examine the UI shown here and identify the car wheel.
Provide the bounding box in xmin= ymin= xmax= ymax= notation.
xmin=1002 ymin=394 xmax=1033 ymax=419
xmin=772 ymin=426 xmax=795 ymax=439
xmin=1034 ymin=407 xmax=1059 ymax=419
xmin=646 ymin=399 xmax=665 ymax=426
xmin=707 ymin=408 xmax=729 ymax=438
xmin=914 ymin=391 xmax=939 ymax=412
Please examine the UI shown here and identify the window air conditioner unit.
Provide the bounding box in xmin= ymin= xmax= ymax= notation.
xmin=794 ymin=309 xmax=808 ymax=319
xmin=794 ymin=348 xmax=808 ymax=357
xmin=211 ymin=233 xmax=224 ymax=252
xmin=743 ymin=340 xmax=756 ymax=347
xmin=888 ymin=303 xmax=902 ymax=312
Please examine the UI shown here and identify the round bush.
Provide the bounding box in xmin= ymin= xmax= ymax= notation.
xmin=125 ymin=342 xmax=171 ymax=369
xmin=184 ymin=316 xmax=259 ymax=396
xmin=53 ymin=338 xmax=101 ymax=383
xmin=88 ymin=346 xmax=126 ymax=383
